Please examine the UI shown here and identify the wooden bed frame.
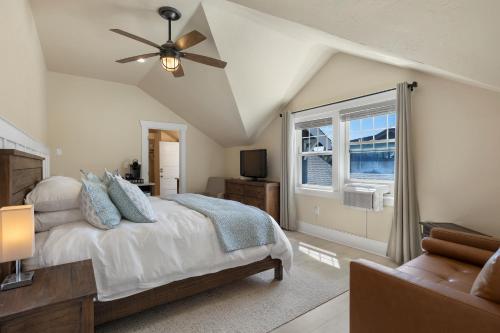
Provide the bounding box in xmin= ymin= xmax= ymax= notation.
xmin=0 ymin=149 xmax=283 ymax=326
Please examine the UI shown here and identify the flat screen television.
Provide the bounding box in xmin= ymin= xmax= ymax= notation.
xmin=240 ymin=149 xmax=267 ymax=180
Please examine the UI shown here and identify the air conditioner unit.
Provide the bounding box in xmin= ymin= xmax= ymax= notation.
xmin=343 ymin=183 xmax=390 ymax=211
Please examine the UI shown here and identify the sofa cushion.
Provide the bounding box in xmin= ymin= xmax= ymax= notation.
xmin=397 ymin=253 xmax=481 ymax=293
xmin=471 ymin=248 xmax=500 ymax=303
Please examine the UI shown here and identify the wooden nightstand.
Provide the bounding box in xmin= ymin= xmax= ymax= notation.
xmin=0 ymin=260 xmax=97 ymax=333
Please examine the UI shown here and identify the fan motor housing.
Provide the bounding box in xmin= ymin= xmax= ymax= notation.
xmin=158 ymin=6 xmax=181 ymax=21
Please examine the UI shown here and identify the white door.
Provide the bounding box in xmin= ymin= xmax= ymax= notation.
xmin=160 ymin=142 xmax=180 ymax=196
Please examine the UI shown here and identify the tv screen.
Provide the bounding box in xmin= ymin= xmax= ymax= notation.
xmin=240 ymin=149 xmax=267 ymax=179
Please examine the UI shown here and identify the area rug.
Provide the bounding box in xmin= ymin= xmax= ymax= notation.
xmin=97 ymin=236 xmax=350 ymax=333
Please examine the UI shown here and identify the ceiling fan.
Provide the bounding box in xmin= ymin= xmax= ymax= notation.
xmin=110 ymin=6 xmax=227 ymax=78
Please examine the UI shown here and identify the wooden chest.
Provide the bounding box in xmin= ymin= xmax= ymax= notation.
xmin=224 ymin=179 xmax=280 ymax=224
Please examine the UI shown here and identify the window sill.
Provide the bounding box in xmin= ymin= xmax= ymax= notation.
xmin=295 ymin=187 xmax=342 ymax=199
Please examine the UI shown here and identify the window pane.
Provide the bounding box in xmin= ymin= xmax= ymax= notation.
xmin=388 ymin=128 xmax=395 ymax=139
xmin=388 ymin=113 xmax=396 ymax=127
xmin=350 ymin=151 xmax=395 ymax=181
xmin=361 ymin=117 xmax=373 ymax=130
xmin=319 ymin=125 xmax=333 ymax=140
xmin=302 ymin=138 xmax=310 ymax=152
xmin=348 ymin=112 xmax=397 ymax=181
xmin=300 ymin=125 xmax=333 ymax=152
xmin=350 ymin=119 xmax=361 ymax=131
xmin=374 ymin=115 xmax=387 ymax=129
xmin=302 ymin=155 xmax=332 ymax=186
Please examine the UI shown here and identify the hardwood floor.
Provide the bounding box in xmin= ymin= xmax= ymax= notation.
xmin=272 ymin=231 xmax=396 ymax=333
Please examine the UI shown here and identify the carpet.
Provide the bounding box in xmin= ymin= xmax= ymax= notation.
xmin=97 ymin=236 xmax=349 ymax=333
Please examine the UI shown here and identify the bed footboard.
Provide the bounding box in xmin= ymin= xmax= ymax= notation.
xmin=94 ymin=256 xmax=282 ymax=325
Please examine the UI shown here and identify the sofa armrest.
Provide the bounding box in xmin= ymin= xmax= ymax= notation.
xmin=431 ymin=227 xmax=500 ymax=252
xmin=350 ymin=259 xmax=500 ymax=333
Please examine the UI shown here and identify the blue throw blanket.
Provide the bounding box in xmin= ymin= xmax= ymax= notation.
xmin=167 ymin=194 xmax=276 ymax=252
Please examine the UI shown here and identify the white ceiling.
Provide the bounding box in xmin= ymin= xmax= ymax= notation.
xmin=29 ymin=0 xmax=335 ymax=146
xmin=229 ymin=0 xmax=500 ymax=92
xmin=30 ymin=0 xmax=500 ymax=146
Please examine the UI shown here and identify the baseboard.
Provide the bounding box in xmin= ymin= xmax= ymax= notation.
xmin=297 ymin=221 xmax=388 ymax=256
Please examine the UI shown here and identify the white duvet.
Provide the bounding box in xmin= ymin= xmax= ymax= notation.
xmin=24 ymin=197 xmax=293 ymax=301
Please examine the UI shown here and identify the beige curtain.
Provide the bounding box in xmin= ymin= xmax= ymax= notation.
xmin=280 ymin=112 xmax=297 ymax=230
xmin=387 ymin=82 xmax=421 ymax=264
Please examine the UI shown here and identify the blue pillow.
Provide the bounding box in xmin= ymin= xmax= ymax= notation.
xmin=80 ymin=179 xmax=121 ymax=229
xmin=108 ymin=176 xmax=157 ymax=223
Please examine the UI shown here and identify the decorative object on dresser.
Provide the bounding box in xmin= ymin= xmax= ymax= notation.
xmin=0 ymin=260 xmax=97 ymax=333
xmin=0 ymin=205 xmax=35 ymax=290
xmin=225 ymin=179 xmax=280 ymax=223
xmin=0 ymin=149 xmax=44 ymax=282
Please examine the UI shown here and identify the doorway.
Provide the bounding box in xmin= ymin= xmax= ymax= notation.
xmin=140 ymin=121 xmax=187 ymax=195
xmin=148 ymin=129 xmax=180 ymax=196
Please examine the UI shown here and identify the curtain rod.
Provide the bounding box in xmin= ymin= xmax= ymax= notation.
xmin=283 ymin=81 xmax=418 ymax=116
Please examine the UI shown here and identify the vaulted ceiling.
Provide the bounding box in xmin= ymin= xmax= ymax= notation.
xmin=30 ymin=0 xmax=500 ymax=146
xmin=29 ymin=0 xmax=335 ymax=146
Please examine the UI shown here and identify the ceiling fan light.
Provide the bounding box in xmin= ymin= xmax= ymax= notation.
xmin=161 ymin=56 xmax=180 ymax=72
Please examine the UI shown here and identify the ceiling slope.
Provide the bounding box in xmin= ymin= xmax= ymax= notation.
xmin=138 ymin=6 xmax=248 ymax=146
xmin=229 ymin=0 xmax=500 ymax=92
xmin=30 ymin=0 xmax=204 ymax=85
xmin=201 ymin=1 xmax=335 ymax=140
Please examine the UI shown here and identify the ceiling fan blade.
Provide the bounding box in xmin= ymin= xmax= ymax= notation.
xmin=110 ymin=29 xmax=162 ymax=50
xmin=175 ymin=30 xmax=206 ymax=50
xmin=115 ymin=52 xmax=160 ymax=63
xmin=182 ymin=53 xmax=227 ymax=69
xmin=172 ymin=64 xmax=184 ymax=78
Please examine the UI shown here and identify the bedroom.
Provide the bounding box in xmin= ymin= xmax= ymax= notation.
xmin=1 ymin=0 xmax=500 ymax=332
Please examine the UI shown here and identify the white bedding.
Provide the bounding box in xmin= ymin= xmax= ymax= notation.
xmin=24 ymin=197 xmax=293 ymax=301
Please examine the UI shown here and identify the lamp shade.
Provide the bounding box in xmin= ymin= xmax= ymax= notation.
xmin=0 ymin=205 xmax=34 ymax=263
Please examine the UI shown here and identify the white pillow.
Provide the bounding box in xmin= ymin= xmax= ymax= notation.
xmin=26 ymin=176 xmax=82 ymax=212
xmin=35 ymin=209 xmax=84 ymax=232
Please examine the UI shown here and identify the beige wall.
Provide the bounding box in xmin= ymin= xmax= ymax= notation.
xmin=224 ymin=115 xmax=282 ymax=181
xmin=0 ymin=0 xmax=47 ymax=143
xmin=226 ymin=53 xmax=500 ymax=240
xmin=48 ymin=72 xmax=225 ymax=193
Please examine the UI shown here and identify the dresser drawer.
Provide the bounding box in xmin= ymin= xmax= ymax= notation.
xmin=226 ymin=182 xmax=244 ymax=195
xmin=243 ymin=197 xmax=265 ymax=210
xmin=244 ymin=185 xmax=265 ymax=199
xmin=225 ymin=193 xmax=244 ymax=203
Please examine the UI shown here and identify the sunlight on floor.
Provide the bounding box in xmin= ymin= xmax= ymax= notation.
xmin=298 ymin=242 xmax=341 ymax=269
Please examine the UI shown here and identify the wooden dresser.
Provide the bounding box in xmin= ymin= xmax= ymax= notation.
xmin=224 ymin=179 xmax=280 ymax=223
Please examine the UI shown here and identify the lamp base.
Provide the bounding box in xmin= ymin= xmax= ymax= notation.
xmin=1 ymin=271 xmax=34 ymax=291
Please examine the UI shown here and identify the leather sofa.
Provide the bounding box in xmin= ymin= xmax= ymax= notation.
xmin=350 ymin=228 xmax=500 ymax=333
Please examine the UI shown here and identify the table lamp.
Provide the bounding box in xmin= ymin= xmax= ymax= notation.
xmin=0 ymin=205 xmax=35 ymax=291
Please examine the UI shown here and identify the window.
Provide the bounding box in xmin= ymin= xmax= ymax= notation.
xmin=293 ymin=89 xmax=396 ymax=195
xmin=296 ymin=117 xmax=334 ymax=189
xmin=347 ymin=113 xmax=396 ymax=181
xmin=340 ymin=99 xmax=397 ymax=183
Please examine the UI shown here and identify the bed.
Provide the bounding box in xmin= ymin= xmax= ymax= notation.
xmin=0 ymin=149 xmax=293 ymax=325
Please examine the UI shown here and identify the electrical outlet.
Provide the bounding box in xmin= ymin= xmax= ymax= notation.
xmin=314 ymin=205 xmax=320 ymax=216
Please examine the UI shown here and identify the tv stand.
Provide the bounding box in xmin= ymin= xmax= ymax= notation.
xmin=224 ymin=179 xmax=280 ymax=224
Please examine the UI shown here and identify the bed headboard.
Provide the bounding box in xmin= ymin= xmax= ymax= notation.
xmin=0 ymin=149 xmax=44 ymax=207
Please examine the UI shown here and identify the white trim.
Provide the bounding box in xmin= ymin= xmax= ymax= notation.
xmin=140 ymin=121 xmax=187 ymax=194
xmin=0 ymin=115 xmax=50 ymax=178
xmin=297 ymin=221 xmax=388 ymax=256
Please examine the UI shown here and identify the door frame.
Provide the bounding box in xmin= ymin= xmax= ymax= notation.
xmin=140 ymin=120 xmax=187 ymax=193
